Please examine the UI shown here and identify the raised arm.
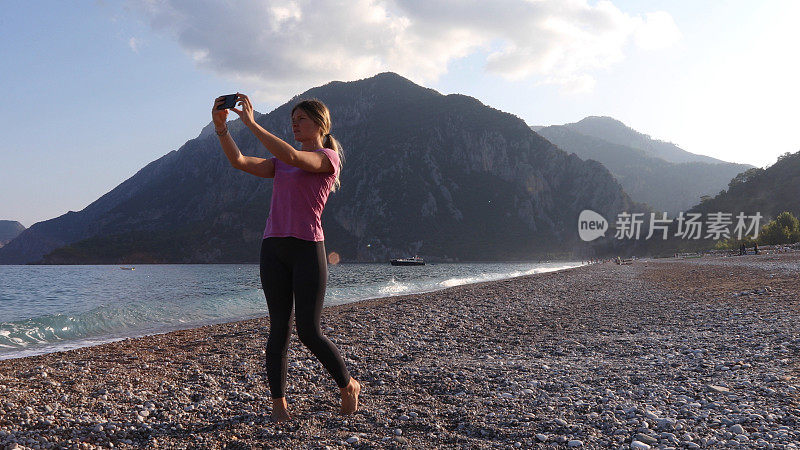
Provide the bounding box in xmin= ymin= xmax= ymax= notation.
xmin=212 ymin=96 xmax=275 ymax=178
xmin=246 ymin=121 xmax=333 ymax=173
xmin=233 ymin=94 xmax=334 ymax=174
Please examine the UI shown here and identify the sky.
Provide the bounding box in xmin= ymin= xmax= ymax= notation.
xmin=2 ymin=0 xmax=799 ymax=228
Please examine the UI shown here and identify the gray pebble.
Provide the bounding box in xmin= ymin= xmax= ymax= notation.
xmin=729 ymin=424 xmax=745 ymax=435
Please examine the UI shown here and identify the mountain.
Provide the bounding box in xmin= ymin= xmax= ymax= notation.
xmin=624 ymin=150 xmax=800 ymax=256
xmin=0 ymin=72 xmax=642 ymax=264
xmin=689 ymin=150 xmax=800 ymax=221
xmin=563 ymin=116 xmax=731 ymax=165
xmin=536 ymin=120 xmax=752 ymax=214
xmin=0 ymin=221 xmax=25 ymax=247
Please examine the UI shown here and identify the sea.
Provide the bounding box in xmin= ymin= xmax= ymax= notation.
xmin=0 ymin=261 xmax=581 ymax=360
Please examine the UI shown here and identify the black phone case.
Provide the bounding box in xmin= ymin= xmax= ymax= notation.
xmin=217 ymin=94 xmax=238 ymax=110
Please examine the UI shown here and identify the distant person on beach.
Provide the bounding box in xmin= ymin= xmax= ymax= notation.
xmin=753 ymin=243 xmax=760 ymax=255
xmin=212 ymin=94 xmax=360 ymax=423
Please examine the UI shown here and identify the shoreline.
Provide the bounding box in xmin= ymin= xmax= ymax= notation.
xmin=6 ymin=258 xmax=580 ymax=267
xmin=0 ymin=262 xmax=583 ymax=362
xmin=1 ymin=254 xmax=798 ymax=448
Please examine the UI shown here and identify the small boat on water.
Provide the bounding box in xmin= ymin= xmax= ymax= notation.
xmin=119 ymin=267 xmax=135 ymax=270
xmin=390 ymin=256 xmax=425 ymax=266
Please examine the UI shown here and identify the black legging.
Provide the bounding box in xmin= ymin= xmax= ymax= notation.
xmin=259 ymin=237 xmax=351 ymax=398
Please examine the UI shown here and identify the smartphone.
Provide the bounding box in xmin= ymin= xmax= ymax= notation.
xmin=216 ymin=94 xmax=238 ymax=110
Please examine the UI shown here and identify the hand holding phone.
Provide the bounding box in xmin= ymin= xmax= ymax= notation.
xmin=216 ymin=94 xmax=239 ymax=110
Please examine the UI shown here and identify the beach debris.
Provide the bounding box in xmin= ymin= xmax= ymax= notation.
xmin=733 ymin=286 xmax=773 ymax=296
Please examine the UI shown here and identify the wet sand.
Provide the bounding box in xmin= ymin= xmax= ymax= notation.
xmin=1 ymin=253 xmax=799 ymax=449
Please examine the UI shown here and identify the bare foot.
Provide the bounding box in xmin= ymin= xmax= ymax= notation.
xmin=340 ymin=377 xmax=361 ymax=415
xmin=271 ymin=397 xmax=292 ymax=423
xmin=271 ymin=409 xmax=292 ymax=423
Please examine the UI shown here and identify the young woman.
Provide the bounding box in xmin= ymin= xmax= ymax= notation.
xmin=212 ymin=93 xmax=361 ymax=423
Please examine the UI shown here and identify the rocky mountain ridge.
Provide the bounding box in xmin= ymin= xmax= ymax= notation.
xmin=1 ymin=73 xmax=642 ymax=264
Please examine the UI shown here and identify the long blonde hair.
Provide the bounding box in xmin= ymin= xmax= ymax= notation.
xmin=291 ymin=99 xmax=344 ymax=193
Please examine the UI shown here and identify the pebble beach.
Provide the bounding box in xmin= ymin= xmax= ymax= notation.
xmin=1 ymin=253 xmax=799 ymax=449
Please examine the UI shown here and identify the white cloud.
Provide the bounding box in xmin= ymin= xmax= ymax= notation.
xmin=128 ymin=36 xmax=140 ymax=53
xmin=633 ymin=11 xmax=682 ymax=50
xmin=128 ymin=0 xmax=680 ymax=100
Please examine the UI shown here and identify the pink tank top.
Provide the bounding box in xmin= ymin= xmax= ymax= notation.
xmin=262 ymin=148 xmax=340 ymax=242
